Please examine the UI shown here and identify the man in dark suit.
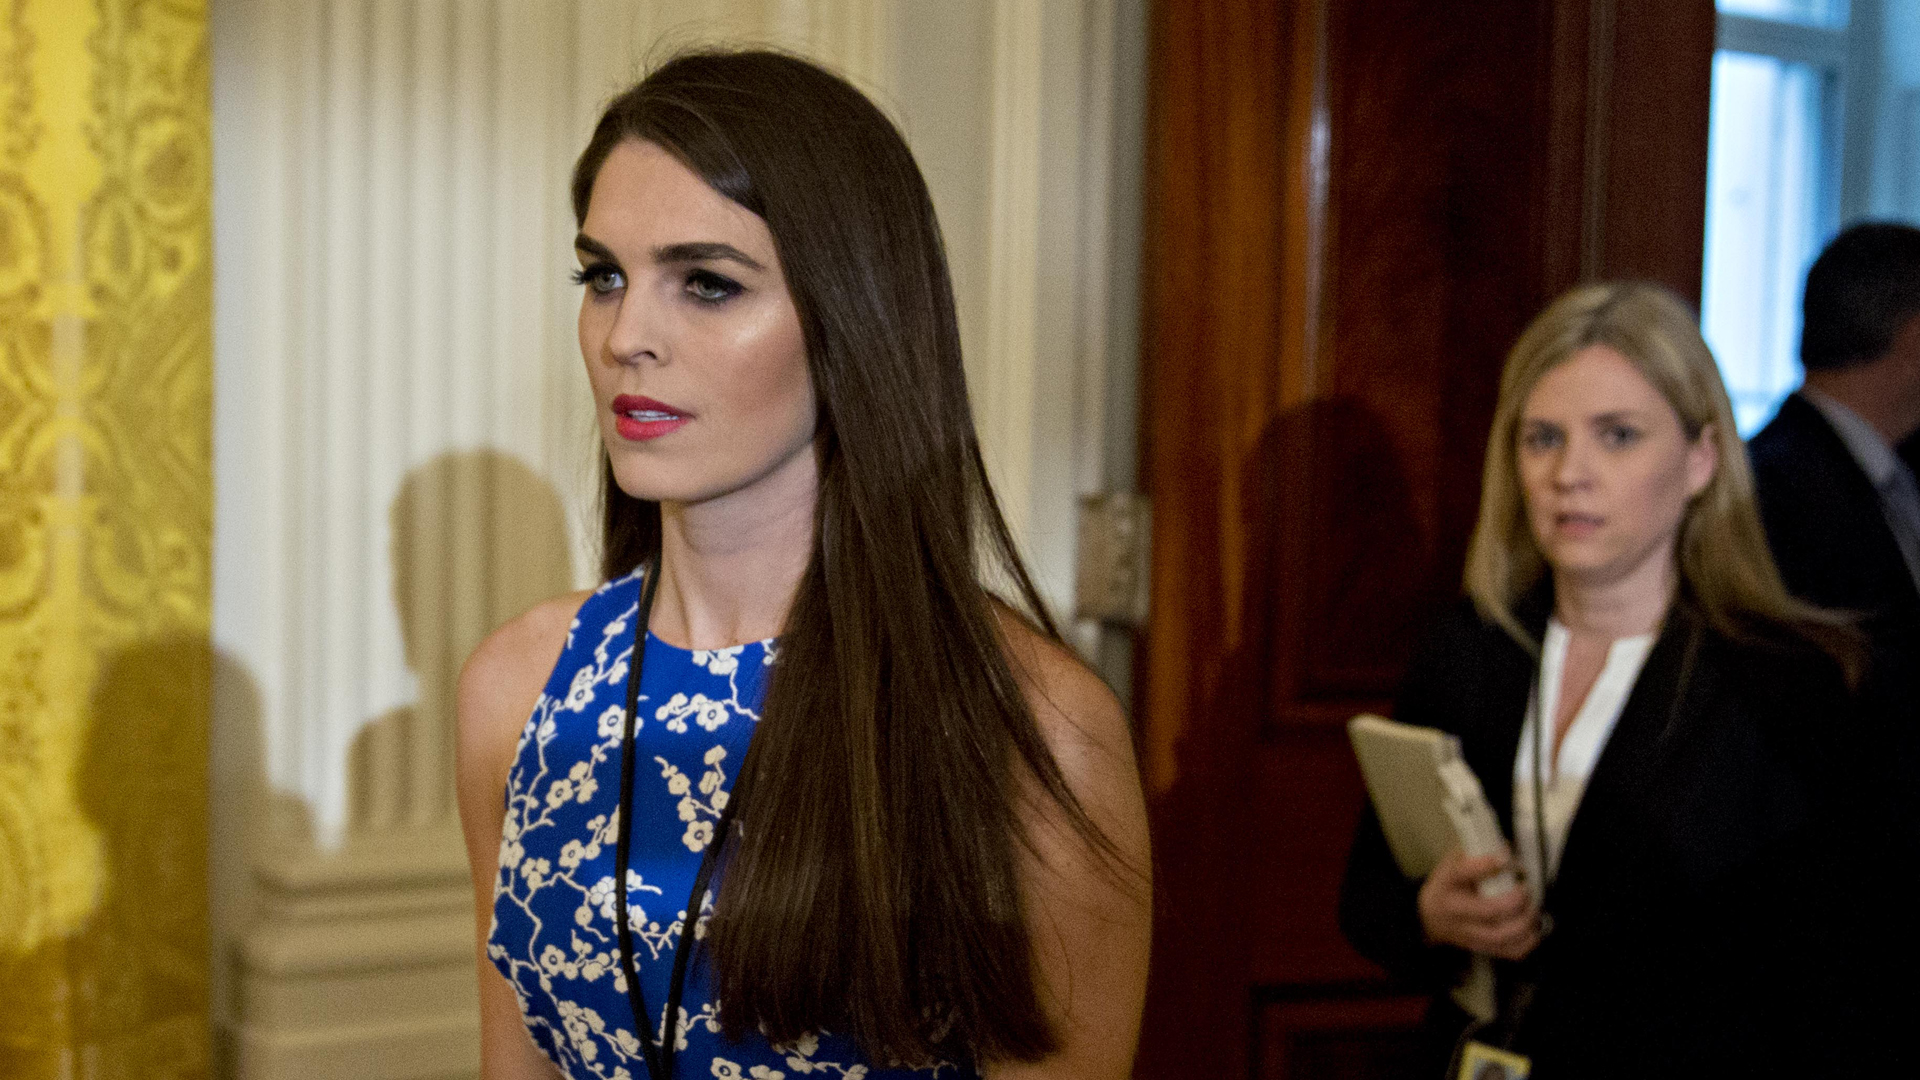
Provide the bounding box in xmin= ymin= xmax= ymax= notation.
xmin=1748 ymin=227 xmax=1920 ymax=1036
xmin=1748 ymin=222 xmax=1920 ymax=706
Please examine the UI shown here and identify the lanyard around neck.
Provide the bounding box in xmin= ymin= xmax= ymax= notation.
xmin=1528 ymin=661 xmax=1552 ymax=903
xmin=612 ymin=564 xmax=743 ymax=1080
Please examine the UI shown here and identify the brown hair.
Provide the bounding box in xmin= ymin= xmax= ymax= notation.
xmin=1464 ymin=281 xmax=1859 ymax=672
xmin=574 ymin=50 xmax=1113 ymax=1065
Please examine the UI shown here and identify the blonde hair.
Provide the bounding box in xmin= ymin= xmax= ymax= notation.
xmin=1464 ymin=281 xmax=1855 ymax=668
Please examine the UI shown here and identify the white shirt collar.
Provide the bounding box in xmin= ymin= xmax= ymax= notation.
xmin=1512 ymin=619 xmax=1657 ymax=897
xmin=1798 ymin=386 xmax=1903 ymax=489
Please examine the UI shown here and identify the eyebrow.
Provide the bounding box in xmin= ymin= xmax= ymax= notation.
xmin=1521 ymin=410 xmax=1648 ymax=425
xmin=573 ymin=233 xmax=766 ymax=272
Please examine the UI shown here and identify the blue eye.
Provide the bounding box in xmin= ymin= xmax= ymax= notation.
xmin=1599 ymin=423 xmax=1641 ymax=449
xmin=570 ymin=263 xmax=624 ymax=295
xmin=685 ymin=269 xmax=743 ymax=304
xmin=1520 ymin=425 xmax=1562 ymax=453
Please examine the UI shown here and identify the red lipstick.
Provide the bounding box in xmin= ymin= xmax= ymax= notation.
xmin=611 ymin=394 xmax=691 ymax=441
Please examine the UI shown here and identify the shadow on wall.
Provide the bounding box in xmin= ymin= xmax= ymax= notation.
xmin=347 ymin=449 xmax=576 ymax=835
xmin=204 ymin=450 xmax=578 ymax=1077
xmin=52 ymin=450 xmax=584 ymax=1076
xmin=0 ymin=634 xmax=215 ymax=1079
xmin=209 ymin=642 xmax=262 ymax=1076
xmin=1245 ymin=395 xmax=1434 ymax=718
xmin=1139 ymin=395 xmax=1434 ymax=1078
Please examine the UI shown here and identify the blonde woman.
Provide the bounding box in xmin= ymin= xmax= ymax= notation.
xmin=1337 ymin=282 xmax=1893 ymax=1076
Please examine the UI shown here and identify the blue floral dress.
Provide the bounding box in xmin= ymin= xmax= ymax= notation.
xmin=488 ymin=570 xmax=974 ymax=1080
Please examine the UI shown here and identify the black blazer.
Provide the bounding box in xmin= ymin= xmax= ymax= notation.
xmin=1749 ymin=391 xmax=1920 ymax=826
xmin=1339 ymin=595 xmax=1901 ymax=1077
xmin=1749 ymin=392 xmax=1920 ymax=645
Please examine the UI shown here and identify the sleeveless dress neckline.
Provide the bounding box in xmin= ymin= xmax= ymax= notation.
xmin=639 ymin=629 xmax=777 ymax=658
xmin=487 ymin=569 xmax=975 ymax=1079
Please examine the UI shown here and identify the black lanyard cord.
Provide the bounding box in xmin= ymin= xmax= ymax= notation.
xmin=662 ymin=786 xmax=740 ymax=1072
xmin=1476 ymin=652 xmax=1552 ymax=1054
xmin=1473 ymin=620 xmax=1690 ymax=1062
xmin=1530 ymin=657 xmax=1551 ymax=910
xmin=612 ymin=564 xmax=742 ymax=1080
xmin=614 ymin=564 xmax=664 ymax=1080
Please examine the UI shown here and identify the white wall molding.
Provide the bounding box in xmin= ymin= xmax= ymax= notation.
xmin=234 ymin=824 xmax=478 ymax=1079
xmin=235 ymin=1015 xmax=476 ymax=1080
xmin=213 ymin=1 xmax=588 ymax=1075
xmin=979 ymin=0 xmax=1047 ymax=572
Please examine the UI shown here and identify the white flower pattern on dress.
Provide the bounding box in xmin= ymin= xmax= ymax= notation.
xmin=488 ymin=570 xmax=966 ymax=1080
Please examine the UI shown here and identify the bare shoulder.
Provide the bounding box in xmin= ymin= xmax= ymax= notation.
xmin=992 ymin=606 xmax=1148 ymax=892
xmin=988 ymin=609 xmax=1150 ymax=1079
xmin=457 ymin=589 xmax=595 ymax=793
xmin=992 ymin=606 xmax=1133 ymax=787
xmin=460 ymin=590 xmax=594 ymax=725
xmin=459 ymin=591 xmax=591 ymax=1080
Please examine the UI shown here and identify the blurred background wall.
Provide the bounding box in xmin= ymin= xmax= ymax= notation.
xmin=206 ymin=2 xmax=1147 ymax=1077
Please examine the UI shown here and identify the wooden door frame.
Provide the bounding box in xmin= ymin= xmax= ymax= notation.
xmin=1132 ymin=2 xmax=1713 ymax=1076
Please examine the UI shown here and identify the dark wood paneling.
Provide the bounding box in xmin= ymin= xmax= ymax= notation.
xmin=1255 ymin=988 xmax=1431 ymax=1080
xmin=1542 ymin=0 xmax=1716 ymax=300
xmin=1134 ymin=4 xmax=1300 ymax=1073
xmin=1595 ymin=0 xmax=1716 ymax=298
xmin=1271 ymin=0 xmax=1560 ymax=727
xmin=1244 ymin=736 xmax=1378 ymax=985
xmin=1134 ymin=1 xmax=1713 ymax=1077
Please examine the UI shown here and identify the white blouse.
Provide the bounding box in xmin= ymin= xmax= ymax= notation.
xmin=1511 ymin=619 xmax=1656 ymax=904
xmin=1454 ymin=619 xmax=1656 ymax=1021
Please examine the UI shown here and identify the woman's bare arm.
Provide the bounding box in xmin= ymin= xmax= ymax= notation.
xmin=455 ymin=591 xmax=591 ymax=1080
xmin=991 ymin=623 xmax=1153 ymax=1080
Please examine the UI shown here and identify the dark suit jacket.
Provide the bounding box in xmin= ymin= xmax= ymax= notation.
xmin=1750 ymin=391 xmax=1920 ymax=841
xmin=1749 ymin=392 xmax=1920 ymax=667
xmin=1903 ymin=428 xmax=1920 ymax=503
xmin=1338 ymin=594 xmax=1900 ymax=1078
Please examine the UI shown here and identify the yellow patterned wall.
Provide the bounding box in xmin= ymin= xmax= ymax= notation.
xmin=0 ymin=0 xmax=212 ymax=1075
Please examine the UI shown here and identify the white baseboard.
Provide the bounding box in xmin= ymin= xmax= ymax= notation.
xmin=234 ymin=1012 xmax=478 ymax=1080
xmin=233 ymin=825 xmax=481 ymax=1079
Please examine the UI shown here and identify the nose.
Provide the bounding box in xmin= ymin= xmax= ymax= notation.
xmin=1551 ymin=434 xmax=1593 ymax=490
xmin=599 ymin=288 xmax=663 ymax=368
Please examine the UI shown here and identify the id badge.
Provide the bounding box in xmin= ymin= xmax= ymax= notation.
xmin=1457 ymin=1040 xmax=1532 ymax=1080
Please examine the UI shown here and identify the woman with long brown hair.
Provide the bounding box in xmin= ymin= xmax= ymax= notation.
xmin=455 ymin=50 xmax=1150 ymax=1080
xmin=1338 ymin=281 xmax=1893 ymax=1076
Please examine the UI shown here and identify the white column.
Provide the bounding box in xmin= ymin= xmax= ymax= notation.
xmin=980 ymin=0 xmax=1045 ymax=569
xmin=213 ymin=0 xmax=588 ymax=1074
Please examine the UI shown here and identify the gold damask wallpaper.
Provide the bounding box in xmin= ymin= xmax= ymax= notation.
xmin=0 ymin=0 xmax=212 ymax=1075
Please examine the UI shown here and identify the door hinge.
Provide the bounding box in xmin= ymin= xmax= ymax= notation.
xmin=1074 ymin=492 xmax=1151 ymax=628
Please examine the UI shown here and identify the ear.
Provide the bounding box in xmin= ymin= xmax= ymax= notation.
xmin=1891 ymin=312 xmax=1920 ymax=375
xmin=1685 ymin=423 xmax=1719 ymax=498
